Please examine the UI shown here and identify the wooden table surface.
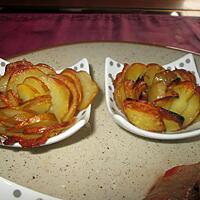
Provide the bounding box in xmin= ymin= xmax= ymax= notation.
xmin=0 ymin=0 xmax=199 ymax=11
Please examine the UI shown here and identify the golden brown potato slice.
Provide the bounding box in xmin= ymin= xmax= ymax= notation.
xmin=153 ymin=70 xmax=177 ymax=85
xmin=144 ymin=63 xmax=164 ymax=86
xmin=24 ymin=118 xmax=75 ymax=135
xmin=7 ymin=68 xmax=45 ymax=92
xmin=4 ymin=60 xmax=33 ymax=75
xmin=124 ymin=78 xmax=147 ymax=100
xmin=0 ymin=92 xmax=10 ymax=108
xmin=76 ymin=71 xmax=99 ymax=110
xmin=34 ymin=63 xmax=56 ymax=75
xmin=0 ymin=74 xmax=10 ymax=92
xmin=148 ymin=81 xmax=167 ymax=102
xmin=159 ymin=108 xmax=184 ymax=131
xmin=23 ymin=76 xmax=49 ymax=95
xmin=53 ymin=74 xmax=79 ymax=122
xmin=6 ymin=90 xmax=21 ymax=107
xmin=20 ymin=95 xmax=52 ymax=113
xmin=17 ymin=83 xmax=40 ymax=102
xmin=123 ymin=80 xmax=135 ymax=99
xmin=173 ymin=69 xmax=196 ymax=84
xmin=153 ymin=95 xmax=178 ymax=110
xmin=2 ymin=112 xmax=35 ymax=128
xmin=61 ymin=68 xmax=83 ymax=105
xmin=12 ymin=113 xmax=57 ymax=132
xmin=113 ymin=63 xmax=129 ymax=87
xmin=181 ymin=90 xmax=200 ymax=127
xmin=124 ymin=63 xmax=146 ymax=81
xmin=113 ymin=81 xmax=126 ymax=111
xmin=39 ymin=76 xmax=70 ymax=121
xmin=123 ymin=99 xmax=165 ymax=132
xmin=169 ymin=81 xmax=195 ymax=114
xmin=0 ymin=107 xmax=35 ymax=120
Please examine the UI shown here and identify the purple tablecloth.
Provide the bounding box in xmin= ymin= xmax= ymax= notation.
xmin=0 ymin=13 xmax=200 ymax=58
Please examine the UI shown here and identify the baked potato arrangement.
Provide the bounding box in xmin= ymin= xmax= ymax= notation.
xmin=0 ymin=60 xmax=98 ymax=147
xmin=113 ymin=62 xmax=200 ymax=133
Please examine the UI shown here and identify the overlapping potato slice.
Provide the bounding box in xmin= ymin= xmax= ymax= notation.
xmin=169 ymin=81 xmax=196 ymax=114
xmin=7 ymin=68 xmax=45 ymax=92
xmin=17 ymin=84 xmax=40 ymax=101
xmin=20 ymin=95 xmax=52 ymax=113
xmin=39 ymin=76 xmax=70 ymax=122
xmin=6 ymin=90 xmax=21 ymax=107
xmin=144 ymin=63 xmax=164 ymax=86
xmin=23 ymin=76 xmax=49 ymax=95
xmin=123 ymin=99 xmax=165 ymax=132
xmin=113 ymin=81 xmax=126 ymax=111
xmin=76 ymin=71 xmax=99 ymax=110
xmin=173 ymin=69 xmax=196 ymax=83
xmin=159 ymin=108 xmax=184 ymax=132
xmin=61 ymin=68 xmax=83 ymax=104
xmin=181 ymin=89 xmax=200 ymax=127
xmin=124 ymin=63 xmax=146 ymax=81
xmin=34 ymin=63 xmax=56 ymax=75
xmin=53 ymin=74 xmax=79 ymax=122
xmin=5 ymin=60 xmax=33 ymax=75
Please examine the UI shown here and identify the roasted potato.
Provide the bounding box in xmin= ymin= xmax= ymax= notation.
xmin=123 ymin=99 xmax=165 ymax=132
xmin=113 ymin=62 xmax=200 ymax=133
xmin=0 ymin=60 xmax=99 ymax=147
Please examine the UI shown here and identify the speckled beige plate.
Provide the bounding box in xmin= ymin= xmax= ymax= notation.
xmin=1 ymin=42 xmax=200 ymax=200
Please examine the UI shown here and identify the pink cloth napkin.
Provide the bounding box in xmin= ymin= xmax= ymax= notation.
xmin=0 ymin=13 xmax=200 ymax=58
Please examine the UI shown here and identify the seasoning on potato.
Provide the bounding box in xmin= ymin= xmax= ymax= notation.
xmin=0 ymin=60 xmax=99 ymax=147
xmin=113 ymin=62 xmax=200 ymax=132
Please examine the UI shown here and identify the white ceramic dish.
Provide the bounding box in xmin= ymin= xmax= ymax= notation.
xmin=105 ymin=53 xmax=200 ymax=140
xmin=0 ymin=58 xmax=91 ymax=147
xmin=0 ymin=177 xmax=61 ymax=200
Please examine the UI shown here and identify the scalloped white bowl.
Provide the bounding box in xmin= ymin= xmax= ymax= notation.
xmin=105 ymin=54 xmax=200 ymax=140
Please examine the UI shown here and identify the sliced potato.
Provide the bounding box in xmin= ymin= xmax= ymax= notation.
xmin=113 ymin=63 xmax=129 ymax=87
xmin=5 ymin=60 xmax=33 ymax=75
xmin=153 ymin=70 xmax=177 ymax=85
xmin=0 ymin=74 xmax=10 ymax=92
xmin=123 ymin=99 xmax=165 ymax=132
xmin=34 ymin=63 xmax=56 ymax=75
xmin=181 ymin=91 xmax=200 ymax=127
xmin=153 ymin=95 xmax=178 ymax=110
xmin=169 ymin=81 xmax=195 ymax=114
xmin=23 ymin=76 xmax=49 ymax=95
xmin=13 ymin=113 xmax=57 ymax=131
xmin=124 ymin=63 xmax=146 ymax=81
xmin=0 ymin=107 xmax=35 ymax=120
xmin=173 ymin=69 xmax=196 ymax=83
xmin=7 ymin=68 xmax=45 ymax=92
xmin=124 ymin=78 xmax=147 ymax=100
xmin=0 ymin=92 xmax=9 ymax=107
xmin=144 ymin=63 xmax=164 ymax=86
xmin=113 ymin=81 xmax=126 ymax=111
xmin=53 ymin=74 xmax=79 ymax=122
xmin=159 ymin=108 xmax=184 ymax=131
xmin=61 ymin=68 xmax=83 ymax=104
xmin=17 ymin=84 xmax=40 ymax=102
xmin=39 ymin=76 xmax=70 ymax=121
xmin=148 ymin=81 xmax=167 ymax=102
xmin=20 ymin=95 xmax=51 ymax=113
xmin=76 ymin=71 xmax=99 ymax=110
xmin=6 ymin=90 xmax=21 ymax=107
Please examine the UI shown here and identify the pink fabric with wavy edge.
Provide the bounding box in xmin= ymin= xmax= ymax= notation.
xmin=0 ymin=13 xmax=200 ymax=58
